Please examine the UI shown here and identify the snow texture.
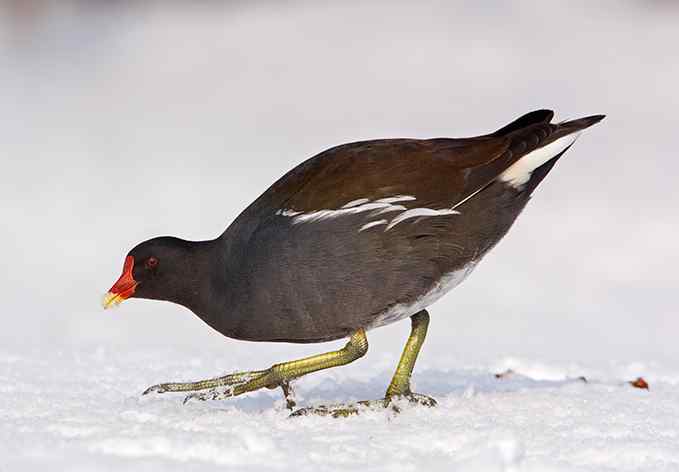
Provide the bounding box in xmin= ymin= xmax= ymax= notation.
xmin=2 ymin=348 xmax=678 ymax=472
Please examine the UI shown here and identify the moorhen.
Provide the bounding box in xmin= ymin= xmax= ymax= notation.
xmin=104 ymin=109 xmax=604 ymax=415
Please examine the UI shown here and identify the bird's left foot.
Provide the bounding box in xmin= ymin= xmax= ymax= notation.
xmin=182 ymin=377 xmax=298 ymax=409
xmin=143 ymin=330 xmax=368 ymax=410
xmin=142 ymin=369 xmax=297 ymax=409
xmin=289 ymin=393 xmax=437 ymax=418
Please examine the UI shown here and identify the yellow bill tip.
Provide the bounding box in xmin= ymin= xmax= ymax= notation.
xmin=102 ymin=291 xmax=123 ymax=309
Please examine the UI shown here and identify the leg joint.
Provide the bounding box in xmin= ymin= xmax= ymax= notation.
xmin=411 ymin=309 xmax=430 ymax=328
xmin=343 ymin=328 xmax=368 ymax=360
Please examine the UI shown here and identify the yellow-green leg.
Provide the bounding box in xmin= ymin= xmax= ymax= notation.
xmin=143 ymin=329 xmax=369 ymax=407
xmin=291 ymin=310 xmax=435 ymax=417
xmin=384 ymin=310 xmax=435 ymax=404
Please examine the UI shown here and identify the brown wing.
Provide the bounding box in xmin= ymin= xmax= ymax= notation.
xmin=244 ymin=110 xmax=565 ymax=219
xmin=282 ymin=136 xmax=510 ymax=211
xmin=228 ymin=109 xmax=573 ymax=231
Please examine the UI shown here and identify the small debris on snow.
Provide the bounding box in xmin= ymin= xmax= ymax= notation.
xmin=629 ymin=377 xmax=650 ymax=390
xmin=495 ymin=369 xmax=515 ymax=379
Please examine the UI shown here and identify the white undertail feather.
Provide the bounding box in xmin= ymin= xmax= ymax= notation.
xmin=499 ymin=132 xmax=581 ymax=188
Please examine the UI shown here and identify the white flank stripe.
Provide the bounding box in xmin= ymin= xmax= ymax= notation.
xmin=291 ymin=202 xmax=395 ymax=224
xmin=374 ymin=195 xmax=417 ymax=204
xmin=371 ymin=204 xmax=407 ymax=216
xmin=277 ymin=194 xmax=462 ymax=231
xmin=276 ymin=209 xmax=302 ymax=217
xmin=359 ymin=220 xmax=388 ymax=232
xmin=385 ymin=208 xmax=460 ymax=230
xmin=341 ymin=198 xmax=371 ymax=209
xmin=500 ymin=132 xmax=580 ymax=188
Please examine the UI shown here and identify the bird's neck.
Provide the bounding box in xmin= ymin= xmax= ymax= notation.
xmin=167 ymin=237 xmax=228 ymax=318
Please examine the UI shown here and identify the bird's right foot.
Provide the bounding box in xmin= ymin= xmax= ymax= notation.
xmin=289 ymin=393 xmax=437 ymax=418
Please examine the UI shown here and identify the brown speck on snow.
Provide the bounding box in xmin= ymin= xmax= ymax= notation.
xmin=629 ymin=377 xmax=649 ymax=390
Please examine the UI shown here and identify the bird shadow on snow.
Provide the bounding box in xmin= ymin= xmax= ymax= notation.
xmin=138 ymin=368 xmax=579 ymax=414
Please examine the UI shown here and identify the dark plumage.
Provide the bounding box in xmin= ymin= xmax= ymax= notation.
xmin=104 ymin=109 xmax=604 ymax=411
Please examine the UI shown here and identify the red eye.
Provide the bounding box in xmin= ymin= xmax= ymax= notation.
xmin=145 ymin=257 xmax=159 ymax=269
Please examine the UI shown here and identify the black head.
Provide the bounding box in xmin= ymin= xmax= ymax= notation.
xmin=103 ymin=236 xmax=213 ymax=309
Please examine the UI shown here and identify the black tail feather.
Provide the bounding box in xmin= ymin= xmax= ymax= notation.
xmin=492 ymin=109 xmax=554 ymax=136
xmin=558 ymin=114 xmax=606 ymax=132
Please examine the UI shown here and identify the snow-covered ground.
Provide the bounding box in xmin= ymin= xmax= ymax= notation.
xmin=2 ymin=348 xmax=678 ymax=471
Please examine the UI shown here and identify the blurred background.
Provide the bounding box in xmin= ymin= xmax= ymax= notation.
xmin=1 ymin=1 xmax=677 ymax=368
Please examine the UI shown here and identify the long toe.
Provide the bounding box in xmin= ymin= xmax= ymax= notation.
xmin=142 ymin=369 xmax=271 ymax=397
xmin=289 ymin=394 xmax=436 ymax=418
xmin=143 ymin=383 xmax=172 ymax=395
xmin=182 ymin=372 xmax=275 ymax=404
xmin=290 ymin=403 xmax=363 ymax=418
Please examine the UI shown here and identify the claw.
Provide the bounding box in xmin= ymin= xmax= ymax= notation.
xmin=280 ymin=380 xmax=296 ymax=410
xmin=142 ymin=384 xmax=168 ymax=395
